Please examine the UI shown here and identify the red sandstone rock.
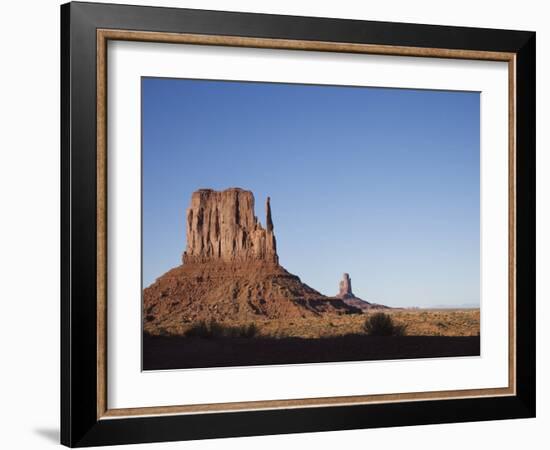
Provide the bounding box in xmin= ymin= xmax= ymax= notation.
xmin=338 ymin=273 xmax=353 ymax=299
xmin=143 ymin=188 xmax=364 ymax=335
xmin=336 ymin=273 xmax=388 ymax=311
xmin=182 ymin=188 xmax=278 ymax=265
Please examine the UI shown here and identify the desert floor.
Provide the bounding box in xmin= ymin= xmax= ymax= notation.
xmin=143 ymin=308 xmax=480 ymax=370
xmin=146 ymin=308 xmax=480 ymax=338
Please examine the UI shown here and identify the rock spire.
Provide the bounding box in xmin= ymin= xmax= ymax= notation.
xmin=266 ymin=196 xmax=273 ymax=232
xmin=338 ymin=273 xmax=353 ymax=299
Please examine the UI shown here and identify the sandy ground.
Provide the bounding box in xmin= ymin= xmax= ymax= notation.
xmin=147 ymin=308 xmax=480 ymax=339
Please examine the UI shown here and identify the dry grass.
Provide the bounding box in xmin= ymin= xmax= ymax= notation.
xmin=148 ymin=308 xmax=480 ymax=338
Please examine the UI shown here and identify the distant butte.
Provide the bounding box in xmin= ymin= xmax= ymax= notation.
xmin=338 ymin=273 xmax=354 ymax=299
xmin=336 ymin=273 xmax=389 ymax=311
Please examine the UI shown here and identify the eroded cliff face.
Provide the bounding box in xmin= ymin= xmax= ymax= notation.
xmin=182 ymin=188 xmax=278 ymax=265
xmin=143 ymin=188 xmax=366 ymax=336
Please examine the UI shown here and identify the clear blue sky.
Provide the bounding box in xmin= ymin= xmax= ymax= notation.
xmin=142 ymin=77 xmax=480 ymax=308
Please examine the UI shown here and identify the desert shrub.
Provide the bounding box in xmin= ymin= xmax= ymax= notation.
xmin=363 ymin=313 xmax=407 ymax=336
xmin=184 ymin=321 xmax=212 ymax=338
xmin=208 ymin=320 xmax=224 ymax=337
xmin=184 ymin=320 xmax=258 ymax=338
xmin=237 ymin=323 xmax=258 ymax=338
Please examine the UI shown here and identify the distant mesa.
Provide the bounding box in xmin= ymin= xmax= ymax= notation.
xmin=143 ymin=187 xmax=386 ymax=334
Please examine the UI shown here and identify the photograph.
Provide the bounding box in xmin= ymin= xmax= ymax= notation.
xmin=57 ymin=2 xmax=536 ymax=446
xmin=141 ymin=77 xmax=481 ymax=370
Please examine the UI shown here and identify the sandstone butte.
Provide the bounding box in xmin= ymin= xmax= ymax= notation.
xmin=336 ymin=272 xmax=387 ymax=311
xmin=143 ymin=187 xmax=384 ymax=335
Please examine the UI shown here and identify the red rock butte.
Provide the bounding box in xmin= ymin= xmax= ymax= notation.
xmin=335 ymin=272 xmax=387 ymax=311
xmin=338 ymin=273 xmax=353 ymax=299
xmin=143 ymin=187 xmax=387 ymax=335
xmin=183 ymin=188 xmax=278 ymax=265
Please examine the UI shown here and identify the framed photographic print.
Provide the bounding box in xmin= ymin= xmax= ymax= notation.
xmin=61 ymin=1 xmax=536 ymax=447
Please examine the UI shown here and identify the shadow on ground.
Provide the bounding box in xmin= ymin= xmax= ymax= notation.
xmin=143 ymin=333 xmax=480 ymax=370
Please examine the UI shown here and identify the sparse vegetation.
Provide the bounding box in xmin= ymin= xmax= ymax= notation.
xmin=239 ymin=323 xmax=259 ymax=338
xmin=363 ymin=312 xmax=407 ymax=336
xmin=184 ymin=320 xmax=258 ymax=338
xmin=146 ymin=309 xmax=479 ymax=338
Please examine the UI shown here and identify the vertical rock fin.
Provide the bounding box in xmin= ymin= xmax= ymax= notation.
xmin=266 ymin=196 xmax=274 ymax=232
